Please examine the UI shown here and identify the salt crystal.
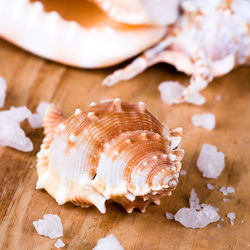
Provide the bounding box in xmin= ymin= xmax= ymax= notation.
xmin=93 ymin=234 xmax=124 ymax=250
xmin=175 ymin=189 xmax=220 ymax=228
xmin=54 ymin=239 xmax=65 ymax=248
xmin=165 ymin=212 xmax=174 ymax=220
xmin=33 ymin=214 xmax=63 ymax=239
xmin=175 ymin=205 xmax=220 ymax=229
xmin=0 ymin=76 xmax=7 ymax=108
xmin=216 ymin=223 xmax=221 ymax=228
xmin=191 ymin=113 xmax=216 ymax=130
xmin=215 ymin=95 xmax=222 ymax=101
xmin=189 ymin=189 xmax=200 ymax=210
xmin=227 ymin=186 xmax=235 ymax=194
xmin=223 ymin=198 xmax=231 ymax=202
xmin=227 ymin=212 xmax=236 ymax=225
xmin=219 ymin=186 xmax=235 ymax=195
xmin=219 ymin=186 xmax=228 ymax=195
xmin=197 ymin=144 xmax=225 ymax=179
xmin=0 ymin=106 xmax=33 ymax=152
xmin=158 ymin=81 xmax=206 ymax=106
xmin=180 ymin=170 xmax=187 ymax=176
xmin=29 ymin=165 xmax=33 ymax=169
xmin=221 ymin=218 xmax=224 ymax=222
xmin=28 ymin=102 xmax=50 ymax=129
xmin=207 ymin=184 xmax=215 ymax=190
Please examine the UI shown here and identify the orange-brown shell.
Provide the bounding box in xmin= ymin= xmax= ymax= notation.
xmin=36 ymin=99 xmax=184 ymax=213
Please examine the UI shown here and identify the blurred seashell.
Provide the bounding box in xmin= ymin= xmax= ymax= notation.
xmin=36 ymin=100 xmax=184 ymax=213
xmin=0 ymin=0 xmax=166 ymax=68
xmin=102 ymin=0 xmax=250 ymax=102
xmin=92 ymin=0 xmax=181 ymax=25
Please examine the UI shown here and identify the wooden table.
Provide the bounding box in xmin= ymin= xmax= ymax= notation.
xmin=0 ymin=38 xmax=249 ymax=250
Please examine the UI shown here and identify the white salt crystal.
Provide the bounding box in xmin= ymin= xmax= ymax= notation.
xmin=215 ymin=95 xmax=222 ymax=101
xmin=207 ymin=184 xmax=215 ymax=190
xmin=219 ymin=186 xmax=235 ymax=195
xmin=191 ymin=113 xmax=216 ymax=130
xmin=165 ymin=212 xmax=174 ymax=220
xmin=54 ymin=239 xmax=65 ymax=248
xmin=180 ymin=170 xmax=187 ymax=176
xmin=29 ymin=165 xmax=33 ymax=169
xmin=0 ymin=106 xmax=33 ymax=152
xmin=93 ymin=234 xmax=124 ymax=250
xmin=197 ymin=144 xmax=225 ymax=179
xmin=175 ymin=189 xmax=220 ymax=228
xmin=33 ymin=214 xmax=63 ymax=239
xmin=200 ymin=203 xmax=219 ymax=211
xmin=223 ymin=198 xmax=231 ymax=202
xmin=227 ymin=186 xmax=235 ymax=194
xmin=0 ymin=76 xmax=7 ymax=108
xmin=175 ymin=205 xmax=220 ymax=229
xmin=221 ymin=218 xmax=224 ymax=222
xmin=158 ymin=81 xmax=206 ymax=106
xmin=216 ymin=223 xmax=221 ymax=228
xmin=189 ymin=189 xmax=200 ymax=210
xmin=227 ymin=212 xmax=236 ymax=225
xmin=28 ymin=102 xmax=50 ymax=129
xmin=219 ymin=186 xmax=228 ymax=195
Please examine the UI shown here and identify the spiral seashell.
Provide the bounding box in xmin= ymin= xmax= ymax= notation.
xmin=36 ymin=99 xmax=184 ymax=213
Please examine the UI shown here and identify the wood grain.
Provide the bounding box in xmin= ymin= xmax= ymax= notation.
xmin=0 ymin=38 xmax=249 ymax=250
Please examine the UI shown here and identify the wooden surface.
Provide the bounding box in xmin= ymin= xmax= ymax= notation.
xmin=0 ymin=38 xmax=249 ymax=250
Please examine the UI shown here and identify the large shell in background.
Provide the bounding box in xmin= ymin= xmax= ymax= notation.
xmin=92 ymin=0 xmax=181 ymax=26
xmin=0 ymin=0 xmax=169 ymax=68
xmin=36 ymin=100 xmax=184 ymax=213
xmin=102 ymin=0 xmax=250 ymax=102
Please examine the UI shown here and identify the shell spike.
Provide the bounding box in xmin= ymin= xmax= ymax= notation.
xmin=112 ymin=98 xmax=122 ymax=112
xmin=169 ymin=127 xmax=183 ymax=149
xmin=87 ymin=112 xmax=98 ymax=121
xmin=137 ymin=101 xmax=146 ymax=112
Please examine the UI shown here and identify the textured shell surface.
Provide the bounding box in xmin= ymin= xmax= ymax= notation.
xmin=0 ymin=0 xmax=166 ymax=68
xmin=36 ymin=99 xmax=184 ymax=213
xmin=102 ymin=0 xmax=250 ymax=102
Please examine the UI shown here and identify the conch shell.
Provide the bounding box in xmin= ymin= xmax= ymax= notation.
xmin=0 ymin=0 xmax=168 ymax=68
xmin=36 ymin=99 xmax=184 ymax=213
xmin=102 ymin=0 xmax=250 ymax=102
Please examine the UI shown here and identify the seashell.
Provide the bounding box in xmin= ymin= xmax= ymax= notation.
xmin=0 ymin=0 xmax=166 ymax=68
xmin=92 ymin=0 xmax=181 ymax=26
xmin=102 ymin=0 xmax=250 ymax=102
xmin=36 ymin=99 xmax=184 ymax=213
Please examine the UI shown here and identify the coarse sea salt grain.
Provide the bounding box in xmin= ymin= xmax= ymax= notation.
xmin=189 ymin=189 xmax=200 ymax=210
xmin=223 ymin=198 xmax=231 ymax=202
xmin=197 ymin=144 xmax=225 ymax=179
xmin=174 ymin=189 xmax=220 ymax=229
xmin=207 ymin=184 xmax=215 ymax=190
xmin=191 ymin=112 xmax=216 ymax=130
xmin=219 ymin=186 xmax=235 ymax=195
xmin=93 ymin=234 xmax=124 ymax=250
xmin=0 ymin=76 xmax=7 ymax=108
xmin=33 ymin=214 xmax=63 ymax=239
xmin=0 ymin=106 xmax=33 ymax=152
xmin=28 ymin=102 xmax=50 ymax=129
xmin=216 ymin=224 xmax=221 ymax=228
xmin=54 ymin=239 xmax=65 ymax=248
xmin=166 ymin=212 xmax=175 ymax=220
xmin=227 ymin=212 xmax=236 ymax=225
xmin=175 ymin=205 xmax=220 ymax=229
xmin=180 ymin=170 xmax=187 ymax=176
xmin=158 ymin=81 xmax=206 ymax=106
